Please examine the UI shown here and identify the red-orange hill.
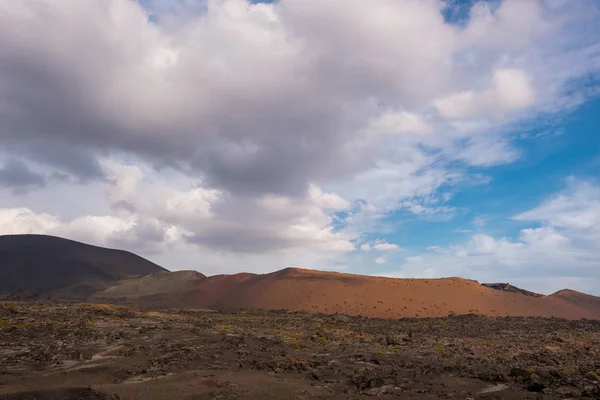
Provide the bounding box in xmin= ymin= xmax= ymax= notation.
xmin=170 ymin=268 xmax=600 ymax=320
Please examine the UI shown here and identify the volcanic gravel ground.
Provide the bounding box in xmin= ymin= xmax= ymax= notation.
xmin=0 ymin=302 xmax=599 ymax=399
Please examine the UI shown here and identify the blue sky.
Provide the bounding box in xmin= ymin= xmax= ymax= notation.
xmin=360 ymin=97 xmax=600 ymax=262
xmin=0 ymin=0 xmax=599 ymax=295
xmin=392 ymin=98 xmax=600 ymax=246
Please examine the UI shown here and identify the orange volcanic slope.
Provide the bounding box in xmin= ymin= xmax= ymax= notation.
xmin=181 ymin=268 xmax=600 ymax=320
xmin=549 ymin=289 xmax=600 ymax=316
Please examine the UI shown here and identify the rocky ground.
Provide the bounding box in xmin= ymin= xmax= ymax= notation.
xmin=0 ymin=302 xmax=599 ymax=399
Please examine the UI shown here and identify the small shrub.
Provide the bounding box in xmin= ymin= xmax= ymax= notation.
xmin=284 ymin=332 xmax=302 ymax=340
xmin=316 ymin=337 xmax=328 ymax=345
xmin=85 ymin=321 xmax=95 ymax=328
xmin=17 ymin=322 xmax=36 ymax=329
xmin=287 ymin=341 xmax=301 ymax=349
xmin=0 ymin=320 xmax=10 ymax=327
xmin=560 ymin=368 xmax=575 ymax=376
xmin=588 ymin=371 xmax=600 ymax=382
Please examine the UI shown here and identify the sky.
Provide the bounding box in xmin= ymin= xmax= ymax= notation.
xmin=0 ymin=0 xmax=599 ymax=295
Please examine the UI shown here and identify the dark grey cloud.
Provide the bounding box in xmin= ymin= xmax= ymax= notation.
xmin=0 ymin=159 xmax=46 ymax=193
xmin=26 ymin=144 xmax=107 ymax=182
xmin=0 ymin=0 xmax=454 ymax=198
xmin=0 ymin=0 xmax=598 ymax=202
xmin=187 ymin=226 xmax=293 ymax=254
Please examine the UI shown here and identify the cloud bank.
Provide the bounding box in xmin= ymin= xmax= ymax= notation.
xmin=0 ymin=0 xmax=599 ymax=291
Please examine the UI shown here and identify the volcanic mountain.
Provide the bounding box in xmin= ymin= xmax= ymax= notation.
xmin=0 ymin=234 xmax=166 ymax=298
xmin=94 ymin=267 xmax=600 ymax=320
xmin=175 ymin=268 xmax=600 ymax=319
xmin=2 ymin=235 xmax=600 ymax=319
xmin=549 ymin=289 xmax=600 ymax=316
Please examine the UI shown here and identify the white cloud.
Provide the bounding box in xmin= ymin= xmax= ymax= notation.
xmin=154 ymin=186 xmax=221 ymax=226
xmin=308 ymin=184 xmax=351 ymax=211
xmin=375 ymin=256 xmax=387 ymax=265
xmin=455 ymin=136 xmax=521 ymax=167
xmin=0 ymin=208 xmax=60 ymax=234
xmin=514 ymin=179 xmax=600 ymax=232
xmin=493 ymin=69 xmax=536 ymax=110
xmin=367 ymin=110 xmax=432 ymax=135
xmin=373 ymin=242 xmax=400 ymax=251
xmin=102 ymin=160 xmax=144 ymax=210
xmin=361 ymin=239 xmax=400 ymax=252
xmin=0 ymin=159 xmax=357 ymax=259
xmin=433 ymin=68 xmax=536 ymax=119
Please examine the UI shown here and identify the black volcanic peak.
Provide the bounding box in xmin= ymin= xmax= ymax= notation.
xmin=482 ymin=282 xmax=543 ymax=297
xmin=0 ymin=234 xmax=167 ymax=297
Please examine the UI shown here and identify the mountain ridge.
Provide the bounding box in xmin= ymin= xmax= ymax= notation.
xmin=0 ymin=234 xmax=166 ymax=298
xmin=481 ymin=282 xmax=544 ymax=297
xmin=2 ymin=234 xmax=599 ymax=319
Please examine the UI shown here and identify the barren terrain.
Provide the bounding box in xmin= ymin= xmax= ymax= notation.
xmin=96 ymin=268 xmax=600 ymax=320
xmin=1 ymin=302 xmax=599 ymax=399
